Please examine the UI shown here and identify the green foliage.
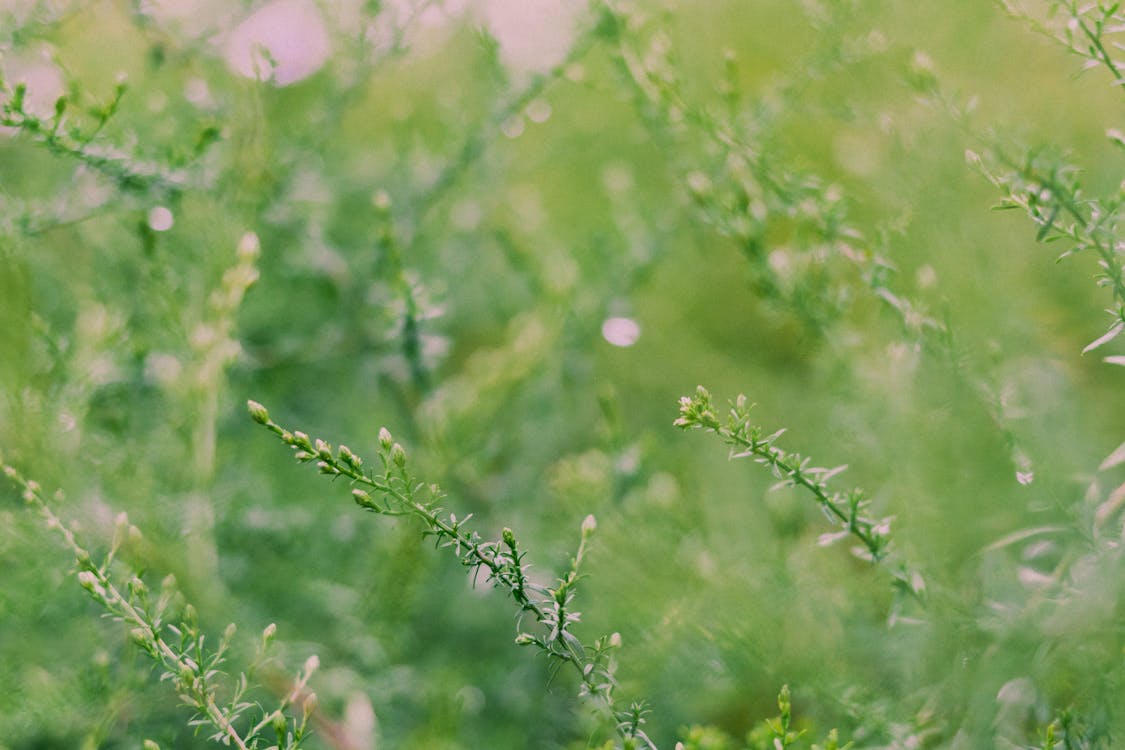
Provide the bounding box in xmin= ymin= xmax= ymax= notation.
xmin=1 ymin=462 xmax=316 ymax=749
xmin=2 ymin=1 xmax=1125 ymax=749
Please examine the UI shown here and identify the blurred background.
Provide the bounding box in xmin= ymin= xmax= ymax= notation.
xmin=1 ymin=0 xmax=1123 ymax=747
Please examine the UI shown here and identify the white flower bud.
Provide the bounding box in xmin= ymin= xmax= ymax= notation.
xmin=247 ymin=400 xmax=270 ymax=424
xmin=303 ymin=691 xmax=318 ymax=718
xmin=237 ymin=231 xmax=261 ymax=262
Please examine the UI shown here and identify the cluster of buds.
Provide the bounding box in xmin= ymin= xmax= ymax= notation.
xmin=673 ymin=385 xmax=720 ymax=430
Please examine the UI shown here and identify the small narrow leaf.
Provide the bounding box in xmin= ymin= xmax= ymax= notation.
xmin=1099 ymin=439 xmax=1125 ymax=471
xmin=982 ymin=525 xmax=1065 ymax=552
xmin=1082 ymin=321 xmax=1124 ymax=353
xmin=818 ymin=464 xmax=849 ymax=482
xmin=817 ymin=530 xmax=850 ymax=546
xmin=1094 ymin=481 xmax=1125 ymax=527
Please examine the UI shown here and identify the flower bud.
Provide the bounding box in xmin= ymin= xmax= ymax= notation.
xmin=581 ymin=514 xmax=597 ymax=535
xmin=778 ymin=683 xmax=791 ymax=714
xmin=77 ymin=570 xmax=99 ymax=592
xmin=303 ymin=692 xmax=318 ymax=718
xmin=352 ymin=489 xmax=374 ymax=508
xmin=502 ymin=528 xmax=516 ymax=548
xmin=339 ymin=444 xmax=361 ymax=468
xmin=143 ymin=740 xmax=161 ymax=750
xmin=304 ymin=654 xmax=320 ymax=674
xmin=390 ymin=443 xmax=406 ymax=468
xmin=247 ymin=400 xmax=270 ymax=425
xmin=378 ymin=427 xmax=393 ymax=450
xmin=262 ymin=622 xmax=277 ymax=644
xmin=237 ymin=232 xmax=261 ymax=262
xmin=223 ymin=622 xmax=237 ymax=643
xmin=514 ymin=633 xmax=537 ymax=646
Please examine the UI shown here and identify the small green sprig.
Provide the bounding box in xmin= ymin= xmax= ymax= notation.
xmin=248 ymin=401 xmax=655 ymax=749
xmin=1035 ymin=708 xmax=1106 ymax=750
xmin=0 ymin=78 xmax=191 ymax=194
xmin=765 ymin=685 xmax=807 ymax=749
xmin=916 ymin=42 xmax=1125 ymax=361
xmin=371 ymin=192 xmax=437 ymax=391
xmin=0 ymin=461 xmax=317 ymax=749
xmin=675 ymin=387 xmax=925 ymax=604
xmin=969 ymin=145 xmax=1125 ymax=357
xmin=601 ymin=0 xmax=885 ymax=335
xmin=1001 ymin=0 xmax=1125 ymax=93
xmin=681 ymin=686 xmax=852 ymax=750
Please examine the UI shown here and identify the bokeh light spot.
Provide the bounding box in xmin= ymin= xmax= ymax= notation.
xmin=224 ymin=0 xmax=331 ymax=86
xmin=148 ymin=206 xmax=174 ymax=232
xmin=601 ymin=317 xmax=641 ymax=347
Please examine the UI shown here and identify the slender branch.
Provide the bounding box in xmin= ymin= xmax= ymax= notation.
xmin=1 ymin=80 xmax=194 ymax=195
xmin=674 ymin=386 xmax=927 ymax=606
xmin=248 ymin=400 xmax=657 ymax=749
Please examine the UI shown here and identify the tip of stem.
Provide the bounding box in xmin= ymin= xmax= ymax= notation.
xmin=247 ymin=399 xmax=270 ymax=425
